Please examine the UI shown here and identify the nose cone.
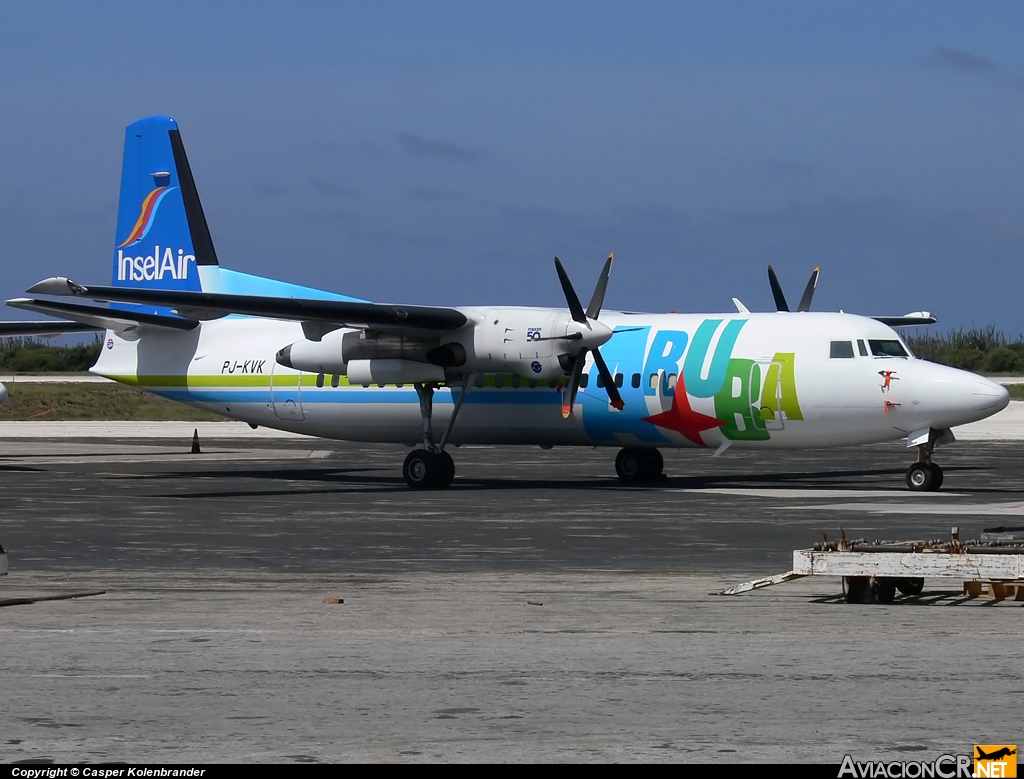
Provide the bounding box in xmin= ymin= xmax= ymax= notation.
xmin=972 ymin=376 xmax=1010 ymax=413
xmin=906 ymin=363 xmax=1011 ymax=430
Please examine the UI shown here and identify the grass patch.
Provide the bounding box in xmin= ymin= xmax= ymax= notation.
xmin=0 ymin=382 xmax=226 ymax=421
xmin=1009 ymin=384 xmax=1024 ymax=401
xmin=904 ymin=326 xmax=1024 ymax=373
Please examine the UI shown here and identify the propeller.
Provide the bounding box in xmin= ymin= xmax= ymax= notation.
xmin=767 ymin=265 xmax=819 ymax=312
xmin=553 ymin=254 xmax=624 ymax=418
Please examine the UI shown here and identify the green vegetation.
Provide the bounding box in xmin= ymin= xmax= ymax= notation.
xmin=903 ymin=326 xmax=1024 ymax=374
xmin=0 ymin=336 xmax=103 ymax=372
xmin=1009 ymin=384 xmax=1024 ymax=401
xmin=0 ymin=383 xmax=224 ymax=421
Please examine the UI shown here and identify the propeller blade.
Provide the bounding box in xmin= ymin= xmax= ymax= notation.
xmin=591 ymin=348 xmax=625 ymax=410
xmin=554 ymin=257 xmax=587 ymax=324
xmin=535 ymin=332 xmax=583 ymax=342
xmin=767 ymin=265 xmax=789 ymax=312
xmin=560 ymin=348 xmax=588 ymax=418
xmin=796 ymin=266 xmax=819 ymax=312
xmin=585 ymin=253 xmax=614 ymax=320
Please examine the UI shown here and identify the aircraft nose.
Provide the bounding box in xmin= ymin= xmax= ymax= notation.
xmin=972 ymin=376 xmax=1010 ymax=411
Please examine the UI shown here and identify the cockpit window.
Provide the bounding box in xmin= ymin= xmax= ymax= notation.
xmin=857 ymin=339 xmax=869 ymax=357
xmin=869 ymin=339 xmax=909 ymax=358
xmin=829 ymin=340 xmax=855 ymax=359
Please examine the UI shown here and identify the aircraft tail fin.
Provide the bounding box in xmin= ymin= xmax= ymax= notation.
xmin=111 ymin=116 xmax=217 ymax=295
xmin=110 ymin=116 xmax=367 ymax=304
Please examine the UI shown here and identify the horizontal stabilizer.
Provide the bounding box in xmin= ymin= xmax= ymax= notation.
xmin=26 ymin=277 xmax=468 ymax=334
xmin=0 ymin=319 xmax=103 ymax=337
xmin=6 ymin=297 xmax=198 ymax=333
xmin=872 ymin=311 xmax=937 ymax=327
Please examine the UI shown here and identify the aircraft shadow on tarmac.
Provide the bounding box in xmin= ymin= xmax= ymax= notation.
xmin=125 ymin=462 xmax=1000 ymax=500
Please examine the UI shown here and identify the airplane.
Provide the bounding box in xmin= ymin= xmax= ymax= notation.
xmin=2 ymin=116 xmax=1010 ymax=491
xmin=975 ymin=747 xmax=1016 ymax=761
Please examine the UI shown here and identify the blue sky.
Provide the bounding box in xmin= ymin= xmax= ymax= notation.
xmin=2 ymin=2 xmax=1024 ymax=333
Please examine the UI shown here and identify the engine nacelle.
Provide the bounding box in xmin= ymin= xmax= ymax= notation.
xmin=277 ymin=330 xmax=465 ymax=375
xmin=458 ymin=307 xmax=576 ymax=380
xmin=347 ymin=359 xmax=446 ymax=385
xmin=276 ymin=330 xmax=348 ymax=374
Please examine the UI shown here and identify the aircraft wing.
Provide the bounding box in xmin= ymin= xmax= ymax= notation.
xmin=0 ymin=318 xmax=103 ymax=337
xmin=6 ymin=298 xmax=198 ymax=332
xmin=26 ymin=277 xmax=469 ymax=335
xmin=871 ymin=312 xmax=937 ymax=327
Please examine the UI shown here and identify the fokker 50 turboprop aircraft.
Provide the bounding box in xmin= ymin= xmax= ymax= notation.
xmin=4 ymin=116 xmax=1010 ymax=490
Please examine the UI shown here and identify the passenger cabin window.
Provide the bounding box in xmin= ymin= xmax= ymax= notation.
xmin=631 ymin=373 xmax=641 ymax=389
xmin=511 ymin=375 xmax=520 ymax=389
xmin=869 ymin=339 xmax=909 ymax=358
xmin=596 ymin=374 xmax=605 ymax=389
xmin=649 ymin=373 xmax=659 ymax=389
xmin=614 ymin=373 xmax=624 ymax=388
xmin=495 ymin=373 xmax=505 ymax=388
xmin=857 ymin=340 xmax=869 ymax=357
xmin=580 ymin=374 xmax=590 ymax=389
xmin=666 ymin=373 xmax=678 ymax=390
xmin=829 ymin=340 xmax=855 ymax=359
xmin=475 ymin=374 xmax=486 ymax=388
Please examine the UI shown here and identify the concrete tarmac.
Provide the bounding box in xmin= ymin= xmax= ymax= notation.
xmin=1 ymin=437 xmax=1023 ymax=763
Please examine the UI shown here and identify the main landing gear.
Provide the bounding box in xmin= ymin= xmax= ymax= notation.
xmin=615 ymin=447 xmax=664 ymax=483
xmin=905 ymin=432 xmax=944 ymax=492
xmin=403 ymin=379 xmax=472 ymax=489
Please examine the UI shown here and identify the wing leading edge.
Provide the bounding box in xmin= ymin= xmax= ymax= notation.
xmin=25 ymin=277 xmax=469 ymax=335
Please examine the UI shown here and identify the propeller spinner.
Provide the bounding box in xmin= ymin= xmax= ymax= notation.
xmin=553 ymin=254 xmax=624 ymax=418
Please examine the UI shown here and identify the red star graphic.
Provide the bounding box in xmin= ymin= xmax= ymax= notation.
xmin=642 ymin=373 xmax=725 ymax=447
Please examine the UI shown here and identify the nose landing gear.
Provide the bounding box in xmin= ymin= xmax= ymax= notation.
xmin=905 ymin=428 xmax=948 ymax=492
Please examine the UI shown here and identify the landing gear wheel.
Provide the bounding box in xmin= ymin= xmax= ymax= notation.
xmin=403 ymin=449 xmax=440 ymax=489
xmin=927 ymin=462 xmax=943 ymax=490
xmin=641 ymin=448 xmax=664 ymax=481
xmin=905 ymin=463 xmax=935 ymax=492
xmin=616 ymin=447 xmax=664 ymax=482
xmin=615 ymin=448 xmax=643 ymax=481
xmin=438 ymin=451 xmax=455 ymax=488
xmin=896 ymin=577 xmax=924 ymax=596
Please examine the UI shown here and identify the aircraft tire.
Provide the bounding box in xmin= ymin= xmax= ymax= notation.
xmin=927 ymin=463 xmax=944 ymax=490
xmin=905 ymin=463 xmax=935 ymax=491
xmin=615 ymin=448 xmax=643 ymax=481
xmin=640 ymin=448 xmax=664 ymax=481
xmin=438 ymin=451 xmax=455 ymax=488
xmin=404 ymin=449 xmax=441 ymax=489
xmin=896 ymin=577 xmax=924 ymax=596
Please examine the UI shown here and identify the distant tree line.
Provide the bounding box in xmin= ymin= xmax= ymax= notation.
xmin=903 ymin=326 xmax=1024 ymax=373
xmin=0 ymin=336 xmax=103 ymax=372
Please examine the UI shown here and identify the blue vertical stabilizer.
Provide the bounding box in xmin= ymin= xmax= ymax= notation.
xmin=111 ymin=116 xmax=213 ymax=300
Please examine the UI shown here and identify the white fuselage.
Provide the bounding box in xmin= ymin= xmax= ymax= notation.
xmin=91 ymin=310 xmax=1009 ymax=449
